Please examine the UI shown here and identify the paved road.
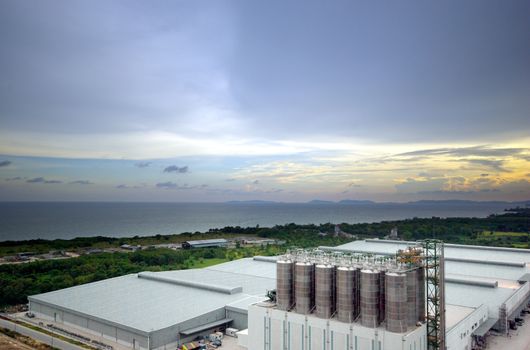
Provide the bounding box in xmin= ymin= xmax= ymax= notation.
xmin=0 ymin=318 xmax=86 ymax=350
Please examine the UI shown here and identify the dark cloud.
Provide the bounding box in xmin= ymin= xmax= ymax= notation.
xmin=463 ymin=159 xmax=508 ymax=172
xmin=396 ymin=146 xmax=527 ymax=159
xmin=225 ymin=178 xmax=237 ymax=182
xmin=252 ymin=179 xmax=259 ymax=185
xmin=416 ymin=190 xmax=498 ymax=195
xmin=69 ymin=180 xmax=94 ymax=185
xmin=26 ymin=177 xmax=62 ymax=184
xmin=135 ymin=162 xmax=151 ymax=168
xmin=5 ymin=176 xmax=21 ymax=181
xmin=156 ymin=182 xmax=207 ymax=190
xmin=480 ymin=173 xmax=489 ymax=177
xmin=0 ymin=160 xmax=12 ymax=167
xmin=163 ymin=165 xmax=189 ymax=174
xmin=0 ymin=1 xmax=528 ymax=147
xmin=116 ymin=184 xmax=145 ymax=189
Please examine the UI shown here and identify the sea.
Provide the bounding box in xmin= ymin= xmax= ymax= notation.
xmin=0 ymin=201 xmax=514 ymax=242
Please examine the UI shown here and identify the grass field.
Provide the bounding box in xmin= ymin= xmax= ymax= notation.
xmin=189 ymin=258 xmax=230 ymax=268
xmin=480 ymin=231 xmax=528 ymax=237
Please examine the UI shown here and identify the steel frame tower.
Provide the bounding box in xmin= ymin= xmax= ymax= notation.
xmin=423 ymin=239 xmax=445 ymax=350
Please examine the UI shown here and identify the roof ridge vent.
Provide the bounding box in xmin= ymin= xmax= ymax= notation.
xmin=138 ymin=272 xmax=243 ymax=294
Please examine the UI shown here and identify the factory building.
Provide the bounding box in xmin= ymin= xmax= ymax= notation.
xmin=28 ymin=262 xmax=275 ymax=349
xmin=28 ymin=239 xmax=530 ymax=350
xmin=181 ymin=239 xmax=228 ymax=249
xmin=248 ymin=248 xmax=428 ymax=350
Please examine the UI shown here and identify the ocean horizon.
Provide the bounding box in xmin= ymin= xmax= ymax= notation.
xmin=0 ymin=200 xmax=519 ymax=242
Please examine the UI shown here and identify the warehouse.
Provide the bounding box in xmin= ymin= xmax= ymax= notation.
xmin=28 ymin=261 xmax=275 ymax=349
xmin=28 ymin=239 xmax=530 ymax=350
xmin=181 ymin=238 xmax=228 ymax=249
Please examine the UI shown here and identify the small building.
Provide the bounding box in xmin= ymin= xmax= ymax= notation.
xmin=120 ymin=244 xmax=142 ymax=251
xmin=182 ymin=239 xmax=228 ymax=249
xmin=242 ymin=239 xmax=277 ymax=246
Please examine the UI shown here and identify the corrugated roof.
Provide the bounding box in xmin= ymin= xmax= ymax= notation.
xmin=30 ymin=259 xmax=275 ymax=333
xmin=336 ymin=239 xmax=530 ymax=317
xmin=185 ymin=239 xmax=228 ymax=245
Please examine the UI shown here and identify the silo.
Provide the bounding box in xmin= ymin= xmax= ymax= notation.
xmin=336 ymin=266 xmax=355 ymax=322
xmin=379 ymin=270 xmax=386 ymax=323
xmin=295 ymin=262 xmax=314 ymax=314
xmin=406 ymin=269 xmax=417 ymax=327
xmin=416 ymin=267 xmax=425 ymax=322
xmin=276 ymin=260 xmax=294 ymax=311
xmin=385 ymin=272 xmax=408 ymax=333
xmin=354 ymin=268 xmax=361 ymax=318
xmin=315 ymin=264 xmax=335 ymax=318
xmin=360 ymin=269 xmax=380 ymax=328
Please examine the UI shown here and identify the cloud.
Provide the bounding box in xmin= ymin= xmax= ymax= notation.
xmin=225 ymin=178 xmax=237 ymax=182
xmin=5 ymin=176 xmax=22 ymax=181
xmin=163 ymin=165 xmax=189 ymax=174
xmin=135 ymin=162 xmax=151 ymax=168
xmin=252 ymin=179 xmax=259 ymax=185
xmin=156 ymin=182 xmax=207 ymax=190
xmin=396 ymin=146 xmax=527 ymax=159
xmin=462 ymin=159 xmax=508 ymax=172
xmin=26 ymin=177 xmax=62 ymax=184
xmin=69 ymin=180 xmax=94 ymax=185
xmin=0 ymin=160 xmax=12 ymax=167
xmin=116 ymin=184 xmax=145 ymax=189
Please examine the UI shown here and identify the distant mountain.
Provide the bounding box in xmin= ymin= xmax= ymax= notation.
xmin=338 ymin=200 xmax=376 ymax=205
xmin=224 ymin=199 xmax=530 ymax=206
xmin=404 ymin=200 xmax=517 ymax=206
xmin=307 ymin=200 xmax=335 ymax=204
xmin=225 ymin=200 xmax=279 ymax=204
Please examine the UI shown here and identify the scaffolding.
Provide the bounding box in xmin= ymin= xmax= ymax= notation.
xmin=423 ymin=239 xmax=445 ymax=350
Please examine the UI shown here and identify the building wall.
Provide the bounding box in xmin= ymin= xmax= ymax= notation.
xmin=225 ymin=308 xmax=248 ymax=330
xmin=149 ymin=307 xmax=227 ymax=349
xmin=445 ymin=305 xmax=488 ymax=350
xmin=248 ymin=305 xmax=427 ymax=350
xmin=30 ymin=301 xmax=149 ymax=350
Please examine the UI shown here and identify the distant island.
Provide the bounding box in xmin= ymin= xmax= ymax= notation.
xmin=228 ymin=199 xmax=530 ymax=206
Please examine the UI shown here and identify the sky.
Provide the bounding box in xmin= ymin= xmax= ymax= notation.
xmin=1 ymin=0 xmax=529 ymax=202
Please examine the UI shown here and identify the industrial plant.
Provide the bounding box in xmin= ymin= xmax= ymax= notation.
xmin=26 ymin=239 xmax=530 ymax=350
xmin=249 ymin=241 xmax=440 ymax=350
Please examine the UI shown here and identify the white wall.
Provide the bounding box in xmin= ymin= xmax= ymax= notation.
xmin=446 ymin=304 xmax=488 ymax=350
xmin=248 ymin=305 xmax=427 ymax=350
xmin=30 ymin=301 xmax=149 ymax=350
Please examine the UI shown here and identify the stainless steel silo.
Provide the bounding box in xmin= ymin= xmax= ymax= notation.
xmin=360 ymin=269 xmax=380 ymax=328
xmin=385 ymin=272 xmax=408 ymax=333
xmin=379 ymin=269 xmax=386 ymax=323
xmin=336 ymin=266 xmax=355 ymax=322
xmin=406 ymin=269 xmax=417 ymax=327
xmin=315 ymin=264 xmax=335 ymax=318
xmin=354 ymin=267 xmax=361 ymax=318
xmin=416 ymin=266 xmax=425 ymax=322
xmin=276 ymin=259 xmax=294 ymax=311
xmin=295 ymin=261 xmax=314 ymax=314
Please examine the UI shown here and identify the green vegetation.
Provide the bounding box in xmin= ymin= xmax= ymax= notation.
xmin=0 ymin=208 xmax=528 ymax=308
xmin=0 ymin=326 xmax=60 ymax=350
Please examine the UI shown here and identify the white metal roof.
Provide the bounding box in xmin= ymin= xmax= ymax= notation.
xmin=336 ymin=239 xmax=530 ymax=317
xmin=29 ymin=259 xmax=275 ymax=334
